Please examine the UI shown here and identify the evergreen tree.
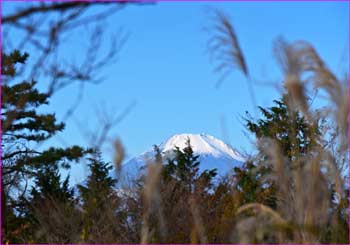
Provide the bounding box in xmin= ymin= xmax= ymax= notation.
xmin=78 ymin=153 xmax=125 ymax=243
xmin=147 ymin=139 xmax=217 ymax=243
xmin=245 ymin=95 xmax=321 ymax=161
xmin=163 ymin=138 xmax=217 ymax=193
xmin=30 ymin=164 xmax=74 ymax=205
xmin=1 ymin=50 xmax=91 ymax=243
xmin=235 ymin=95 xmax=322 ymax=209
xmin=23 ymin=164 xmax=81 ymax=243
xmin=235 ymin=96 xmax=348 ymax=243
xmin=233 ymin=162 xmax=276 ymax=208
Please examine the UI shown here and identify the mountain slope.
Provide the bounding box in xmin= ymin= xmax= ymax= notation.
xmin=122 ymin=133 xmax=245 ymax=179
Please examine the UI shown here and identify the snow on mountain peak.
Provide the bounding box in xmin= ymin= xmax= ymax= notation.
xmin=160 ymin=133 xmax=243 ymax=161
xmin=122 ymin=133 xmax=245 ymax=178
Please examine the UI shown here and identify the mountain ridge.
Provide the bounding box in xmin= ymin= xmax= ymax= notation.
xmin=122 ymin=133 xmax=245 ymax=178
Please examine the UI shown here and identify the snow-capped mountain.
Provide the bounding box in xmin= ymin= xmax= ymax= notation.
xmin=122 ymin=133 xmax=245 ymax=179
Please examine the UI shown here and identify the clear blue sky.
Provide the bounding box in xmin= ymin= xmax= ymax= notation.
xmin=2 ymin=1 xmax=349 ymax=182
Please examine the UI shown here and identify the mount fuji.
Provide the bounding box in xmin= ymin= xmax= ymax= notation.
xmin=122 ymin=133 xmax=245 ymax=179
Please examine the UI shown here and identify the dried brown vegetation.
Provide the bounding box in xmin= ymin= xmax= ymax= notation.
xmin=2 ymin=5 xmax=348 ymax=244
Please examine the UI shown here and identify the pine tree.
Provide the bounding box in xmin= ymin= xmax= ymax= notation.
xmin=30 ymin=164 xmax=74 ymax=205
xmin=23 ymin=164 xmax=81 ymax=243
xmin=233 ymin=162 xmax=276 ymax=208
xmin=78 ymin=153 xmax=125 ymax=243
xmin=236 ymin=96 xmax=348 ymax=243
xmin=245 ymin=95 xmax=321 ymax=161
xmin=236 ymin=95 xmax=322 ymax=209
xmin=156 ymin=139 xmax=217 ymax=243
xmin=163 ymin=138 xmax=217 ymax=193
xmin=1 ymin=50 xmax=91 ymax=243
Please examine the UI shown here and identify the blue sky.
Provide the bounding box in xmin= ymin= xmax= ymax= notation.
xmin=2 ymin=1 xmax=349 ymax=182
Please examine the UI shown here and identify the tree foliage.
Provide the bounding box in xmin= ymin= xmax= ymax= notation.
xmin=2 ymin=4 xmax=348 ymax=244
xmin=1 ymin=51 xmax=91 ymax=243
xmin=77 ymin=153 xmax=127 ymax=243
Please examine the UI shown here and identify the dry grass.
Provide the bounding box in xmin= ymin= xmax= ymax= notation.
xmin=60 ymin=10 xmax=350 ymax=244
xmin=4 ymin=6 xmax=348 ymax=244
